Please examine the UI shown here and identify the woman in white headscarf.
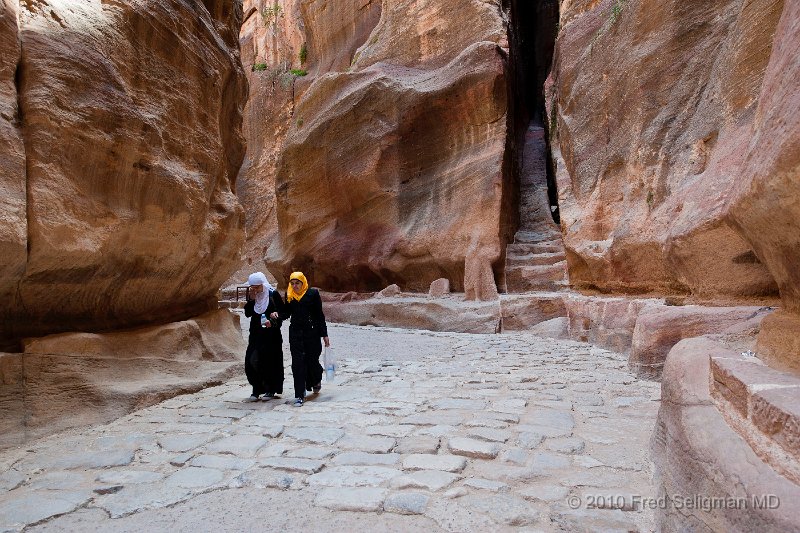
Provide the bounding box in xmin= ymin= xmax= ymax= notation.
xmin=243 ymin=272 xmax=285 ymax=401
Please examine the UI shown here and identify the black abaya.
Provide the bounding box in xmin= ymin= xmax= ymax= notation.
xmin=243 ymin=290 xmax=285 ymax=396
xmin=280 ymin=288 xmax=327 ymax=399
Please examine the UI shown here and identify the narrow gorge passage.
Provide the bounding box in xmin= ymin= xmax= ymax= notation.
xmin=503 ymin=0 xmax=566 ymax=293
xmin=3 ymin=323 xmax=660 ymax=532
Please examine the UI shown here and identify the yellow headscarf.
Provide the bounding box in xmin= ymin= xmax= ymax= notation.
xmin=287 ymin=271 xmax=309 ymax=302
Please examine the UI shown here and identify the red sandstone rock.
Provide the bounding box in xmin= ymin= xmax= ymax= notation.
xmin=563 ymin=295 xmax=655 ymax=353
xmin=227 ymin=0 xmax=308 ymax=288
xmin=428 ymin=278 xmax=450 ymax=298
xmin=655 ymin=338 xmax=800 ymax=530
xmin=729 ymin=3 xmax=800 ymax=315
xmin=323 ymin=295 xmax=501 ymax=334
xmin=1 ymin=1 xmax=246 ymax=346
xmin=630 ymin=305 xmax=771 ymax=378
xmin=751 ymin=387 xmax=800 ymax=461
xmin=260 ymin=0 xmax=510 ymax=296
xmin=2 ymin=309 xmax=244 ymax=449
xmin=0 ymin=1 xmax=26 ymax=339
xmin=757 ymin=311 xmax=800 ymax=376
xmin=548 ymin=0 xmax=787 ymax=300
xmin=377 ymin=284 xmax=401 ymax=298
xmin=710 ymin=356 xmax=800 ymax=418
xmin=500 ymin=293 xmax=566 ymax=331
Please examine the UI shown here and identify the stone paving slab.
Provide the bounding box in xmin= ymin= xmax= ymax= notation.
xmin=93 ymin=483 xmax=192 ymax=519
xmin=204 ymin=435 xmax=268 ymax=457
xmin=447 ymin=437 xmax=501 ymax=459
xmin=402 ymin=454 xmax=467 ymax=473
xmin=282 ymin=427 xmax=344 ymax=446
xmin=384 ymin=491 xmax=430 ymax=515
xmin=164 ymin=467 xmax=225 ymax=489
xmin=0 ymin=490 xmax=92 ymax=531
xmin=332 ymin=451 xmax=401 ymax=466
xmin=157 ymin=434 xmax=218 ymax=453
xmin=315 ymin=487 xmax=388 ymax=512
xmin=3 ymin=324 xmax=661 ymax=532
xmin=259 ymin=457 xmax=325 ymax=474
xmin=390 ymin=470 xmax=462 ymax=491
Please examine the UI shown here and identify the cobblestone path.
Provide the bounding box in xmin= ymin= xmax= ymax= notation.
xmin=0 ymin=324 xmax=661 ymax=532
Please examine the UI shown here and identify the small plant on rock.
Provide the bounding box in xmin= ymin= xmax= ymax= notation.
xmin=252 ymin=62 xmax=268 ymax=72
xmin=290 ymin=69 xmax=307 ymax=77
xmin=262 ymin=2 xmax=283 ymax=34
xmin=610 ymin=0 xmax=627 ymax=25
xmin=299 ymin=43 xmax=307 ymax=65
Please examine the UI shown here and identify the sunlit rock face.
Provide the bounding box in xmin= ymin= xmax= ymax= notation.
xmin=0 ymin=0 xmax=247 ymax=347
xmin=239 ymin=0 xmax=511 ymax=297
xmin=548 ymin=0 xmax=790 ymax=301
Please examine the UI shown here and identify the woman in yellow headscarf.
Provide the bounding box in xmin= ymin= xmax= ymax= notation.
xmin=280 ymin=272 xmax=330 ymax=407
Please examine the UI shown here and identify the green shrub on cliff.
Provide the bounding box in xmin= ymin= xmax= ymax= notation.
xmin=299 ymin=43 xmax=307 ymax=65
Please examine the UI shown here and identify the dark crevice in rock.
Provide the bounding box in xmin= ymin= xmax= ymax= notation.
xmin=504 ymin=0 xmax=560 ymax=230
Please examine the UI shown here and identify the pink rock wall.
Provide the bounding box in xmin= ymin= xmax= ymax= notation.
xmin=1 ymin=1 xmax=247 ymax=347
xmin=237 ymin=0 xmax=511 ymax=298
xmin=548 ymin=0 xmax=786 ymax=299
xmin=549 ymin=0 xmax=800 ymax=371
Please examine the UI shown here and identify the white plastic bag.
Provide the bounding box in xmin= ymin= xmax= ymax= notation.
xmin=323 ymin=346 xmax=337 ymax=382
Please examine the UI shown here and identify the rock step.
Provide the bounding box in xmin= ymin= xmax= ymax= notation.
xmin=507 ymin=242 xmax=564 ymax=255
xmin=505 ymin=251 xmax=566 ymax=268
xmin=505 ymin=262 xmax=568 ymax=293
xmin=513 ymin=230 xmax=561 ymax=245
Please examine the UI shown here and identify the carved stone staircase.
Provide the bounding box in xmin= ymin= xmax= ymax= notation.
xmin=504 ymin=124 xmax=568 ymax=293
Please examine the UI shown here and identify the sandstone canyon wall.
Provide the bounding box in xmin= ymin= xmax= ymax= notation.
xmin=546 ymin=1 xmax=800 ymax=528
xmin=0 ymin=0 xmax=27 ymax=338
xmin=228 ymin=0 xmax=304 ymax=288
xmin=0 ymin=0 xmax=248 ymax=447
xmin=547 ymin=0 xmax=785 ymax=301
xmin=237 ymin=0 xmax=513 ymax=298
xmin=547 ymin=0 xmax=799 ymax=371
xmin=0 ymin=0 xmax=247 ymax=348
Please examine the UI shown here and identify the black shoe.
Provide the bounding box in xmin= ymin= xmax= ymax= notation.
xmin=293 ymin=398 xmax=304 ymax=407
xmin=313 ymin=382 xmax=321 ymax=393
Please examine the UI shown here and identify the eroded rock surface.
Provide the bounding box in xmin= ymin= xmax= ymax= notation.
xmin=547 ymin=0 xmax=788 ymax=300
xmin=1 ymin=0 xmax=247 ymax=346
xmin=0 ymin=1 xmax=26 ymax=321
xmin=0 ymin=309 xmax=244 ymax=450
xmin=236 ymin=0 xmax=510 ymax=297
xmin=654 ymin=337 xmax=800 ymax=532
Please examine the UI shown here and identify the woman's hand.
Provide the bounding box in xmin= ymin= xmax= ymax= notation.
xmin=270 ymin=312 xmax=279 ymax=319
xmin=323 ymin=336 xmax=330 ymax=347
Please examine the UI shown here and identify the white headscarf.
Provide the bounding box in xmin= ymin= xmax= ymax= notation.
xmin=247 ymin=272 xmax=274 ymax=314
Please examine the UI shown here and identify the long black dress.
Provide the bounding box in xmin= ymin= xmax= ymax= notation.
xmin=280 ymin=288 xmax=327 ymax=399
xmin=243 ymin=290 xmax=285 ymax=397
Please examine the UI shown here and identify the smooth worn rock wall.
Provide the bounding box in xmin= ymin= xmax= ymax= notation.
xmin=1 ymin=309 xmax=244 ymax=450
xmin=0 ymin=1 xmax=26 ymax=323
xmin=0 ymin=0 xmax=247 ymax=347
xmin=227 ymin=0 xmax=304 ymax=288
xmin=654 ymin=338 xmax=800 ymax=532
xmin=547 ymin=0 xmax=787 ymax=300
xmin=252 ymin=0 xmax=510 ymax=298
